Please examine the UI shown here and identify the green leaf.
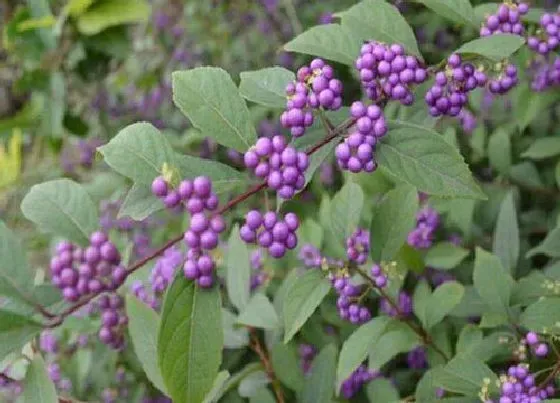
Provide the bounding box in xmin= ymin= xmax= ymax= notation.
xmin=416 ymin=369 xmax=441 ymax=402
xmin=488 ymin=129 xmax=511 ymax=175
xmin=301 ymin=344 xmax=337 ymax=403
xmin=304 ymin=140 xmax=338 ymax=188
xmin=77 ymin=0 xmax=150 ymax=35
xmin=126 ymin=295 xmax=166 ymax=394
xmin=473 ymin=248 xmax=514 ymax=317
xmin=0 ymin=310 xmax=42 ymax=360
xmin=238 ymin=371 xmax=269 ymax=398
xmin=434 ymin=353 xmax=498 ymax=396
xmin=41 ymin=72 xmax=65 ymax=138
xmin=21 ymin=179 xmax=98 ymax=245
xmin=522 ymin=137 xmax=560 ymax=160
xmin=172 ymin=68 xmax=256 ymax=152
xmin=415 ymin=0 xmax=476 ymax=27
xmin=271 ymin=343 xmax=304 ymax=393
xmin=519 ymin=298 xmax=560 ymax=335
xmin=368 ymin=322 xmax=420 ymax=370
xmin=0 ymin=221 xmax=35 ymax=306
xmin=26 ymin=0 xmax=56 ymax=49
xmin=226 ymin=226 xmax=251 ymax=312
xmin=98 ymin=122 xmax=176 ymax=185
xmin=369 ymin=184 xmax=418 ymax=262
xmin=337 ymin=317 xmax=390 ymax=387
xmin=413 ymin=280 xmax=431 ymax=328
xmin=454 ymin=34 xmax=525 ymax=62
xmin=425 ymin=242 xmax=470 ymax=270
xmin=118 ymin=183 xmax=161 ymax=221
xmin=510 ymin=162 xmax=543 ymax=188
xmin=249 ymin=388 xmax=275 ymax=403
xmin=158 ymin=277 xmax=223 ymax=403
xmin=176 ymin=155 xmax=248 ymax=195
xmin=203 ymin=371 xmax=231 ymax=403
xmin=512 ymin=272 xmax=559 ymax=306
xmin=222 ymin=309 xmax=249 ymax=349
xmin=366 ymin=378 xmax=400 ymax=402
xmin=283 ymin=270 xmax=331 ymax=343
xmin=329 ymin=182 xmax=364 ymax=243
xmin=237 ymin=294 xmax=279 ymax=330
xmin=298 ymin=219 xmax=324 ymax=248
xmin=377 ymin=126 xmax=485 ymax=199
xmin=456 ymin=325 xmax=483 ymax=355
xmin=526 ymin=227 xmax=560 ymax=258
xmin=283 ymin=24 xmax=360 ymax=66
xmin=492 ymin=192 xmax=519 ymax=273
xmin=424 ymin=282 xmax=465 ymax=329
xmin=21 ymin=355 xmax=57 ymax=403
xmin=239 ymin=68 xmax=294 ymax=108
xmin=339 ymin=0 xmax=423 ymax=61
xmin=65 ymin=0 xmax=95 ymax=16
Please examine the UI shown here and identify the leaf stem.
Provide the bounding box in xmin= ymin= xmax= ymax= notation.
xmin=249 ymin=328 xmax=285 ymax=403
xmin=538 ymin=359 xmax=560 ymax=390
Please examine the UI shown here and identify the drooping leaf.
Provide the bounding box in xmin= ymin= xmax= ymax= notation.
xmin=455 ymin=34 xmax=525 ymax=62
xmin=226 ymin=226 xmax=251 ymax=312
xmin=329 ymin=182 xmax=364 ymax=244
xmin=366 ymin=378 xmax=400 ymax=402
xmin=526 ymin=227 xmax=560 ymax=258
xmin=0 ymin=310 xmax=43 ymax=360
xmin=487 ymin=129 xmax=511 ymax=175
xmin=173 ymin=68 xmax=257 ymax=152
xmin=339 ymin=0 xmax=422 ymax=61
xmin=456 ymin=325 xmax=483 ymax=355
xmin=521 ymin=137 xmax=560 ymax=160
xmin=77 ymin=0 xmax=150 ymax=35
xmin=434 ymin=353 xmax=498 ymax=396
xmin=21 ymin=179 xmax=98 ymax=245
xmin=271 ymin=342 xmax=305 ymax=393
xmin=118 ymin=183 xmax=161 ymax=221
xmin=21 ymin=355 xmax=58 ymax=403
xmin=239 ymin=67 xmax=294 ymax=108
xmin=492 ymin=192 xmax=519 ymax=273
xmin=126 ymin=295 xmax=166 ymax=394
xmin=158 ymin=277 xmax=222 ymax=403
xmin=415 ymin=0 xmax=477 ymax=28
xmin=237 ymin=294 xmax=280 ymax=330
xmin=423 ymin=282 xmax=465 ymax=329
xmin=377 ymin=126 xmax=486 ymax=199
xmin=519 ymin=298 xmax=560 ymax=335
xmin=369 ymin=184 xmax=418 ymax=262
xmin=368 ymin=321 xmax=421 ymax=370
xmin=337 ymin=317 xmax=390 ymax=388
xmin=301 ymin=344 xmax=337 ymax=403
xmin=425 ymin=242 xmax=470 ymax=270
xmin=283 ymin=270 xmax=331 ymax=343
xmin=222 ymin=309 xmax=249 ymax=349
xmin=473 ymin=248 xmax=514 ymax=317
xmin=283 ymin=24 xmax=360 ymax=66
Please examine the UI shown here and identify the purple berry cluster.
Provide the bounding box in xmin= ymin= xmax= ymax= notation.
xmin=530 ymin=57 xmax=560 ymax=91
xmin=346 ymin=228 xmax=370 ymax=264
xmin=298 ymin=243 xmax=322 ymax=268
xmin=281 ymin=58 xmax=342 ymax=137
xmin=244 ymin=136 xmax=309 ymax=199
xmin=298 ymin=343 xmax=317 ymax=375
xmin=47 ymin=363 xmax=72 ymax=393
xmin=528 ymin=8 xmax=560 ymax=55
xmin=488 ymin=63 xmax=519 ymax=94
xmin=335 ymin=102 xmax=386 ymax=173
xmin=152 ymin=175 xmax=219 ymax=212
xmin=380 ymin=291 xmax=412 ymax=317
xmin=370 ymin=264 xmax=388 ymax=288
xmin=356 ymin=41 xmax=427 ymax=105
xmin=407 ymin=206 xmax=440 ymax=249
xmin=407 ymin=346 xmax=427 ymax=370
xmin=240 ymin=210 xmax=299 ymax=258
xmin=490 ymin=364 xmax=556 ymax=403
xmin=151 ymin=246 xmax=183 ymax=294
xmin=250 ymin=250 xmax=268 ymax=290
xmin=480 ymin=2 xmax=529 ymax=37
xmin=50 ymin=234 xmax=124 ymax=303
xmin=525 ymin=332 xmax=549 ymax=357
xmin=97 ymin=294 xmax=127 ymax=350
xmin=340 ymin=365 xmax=380 ymax=399
xmin=39 ymin=330 xmax=58 ymax=354
xmin=426 ymin=54 xmax=486 ymax=117
xmin=332 ymin=276 xmax=371 ymax=324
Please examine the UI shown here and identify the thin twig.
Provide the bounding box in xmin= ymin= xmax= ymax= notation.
xmin=250 ymin=329 xmax=285 ymax=403
xmin=354 ymin=267 xmax=450 ymax=362
xmin=538 ymin=359 xmax=560 ymax=389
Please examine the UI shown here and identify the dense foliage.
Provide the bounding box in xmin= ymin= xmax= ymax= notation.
xmin=1 ymin=0 xmax=560 ymax=402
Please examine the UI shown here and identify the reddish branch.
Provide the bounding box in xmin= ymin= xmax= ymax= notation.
xmin=249 ymin=329 xmax=285 ymax=403
xmin=37 ymin=117 xmax=353 ymax=327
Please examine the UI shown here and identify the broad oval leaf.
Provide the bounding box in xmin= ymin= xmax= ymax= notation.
xmin=526 ymin=227 xmax=560 ymax=259
xmin=0 ymin=310 xmax=43 ymax=361
xmin=118 ymin=183 xmax=161 ymax=221
xmin=172 ymin=68 xmax=256 ymax=152
xmin=339 ymin=0 xmax=422 ymax=61
xmin=239 ymin=67 xmax=294 ymax=108
xmin=520 ymin=298 xmax=560 ymax=335
xmin=271 ymin=342 xmax=304 ymax=393
xmin=425 ymin=242 xmax=470 ymax=270
xmin=492 ymin=192 xmax=519 ymax=273
xmin=416 ymin=0 xmax=477 ymax=27
xmin=283 ymin=270 xmax=331 ymax=343
xmin=377 ymin=124 xmax=485 ymax=199
xmin=330 ymin=182 xmax=364 ymax=244
xmin=237 ymin=294 xmax=279 ymax=330
xmin=21 ymin=179 xmax=98 ymax=245
xmin=283 ymin=24 xmax=360 ymax=66
xmin=424 ymin=282 xmax=465 ymax=329
xmin=473 ymin=248 xmax=514 ymax=317
xmin=226 ymin=226 xmax=251 ymax=312
xmin=521 ymin=137 xmax=560 ymax=160
xmin=77 ymin=0 xmax=149 ymax=35
xmin=434 ymin=354 xmax=498 ymax=396
xmin=158 ymin=276 xmax=223 ymax=403
xmin=98 ymin=122 xmax=176 ymax=185
xmin=126 ymin=295 xmax=166 ymax=394
xmin=369 ymin=184 xmax=418 ymax=262
xmin=454 ymin=34 xmax=525 ymax=62
xmin=21 ymin=355 xmax=58 ymax=403
xmin=301 ymin=344 xmax=337 ymax=403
